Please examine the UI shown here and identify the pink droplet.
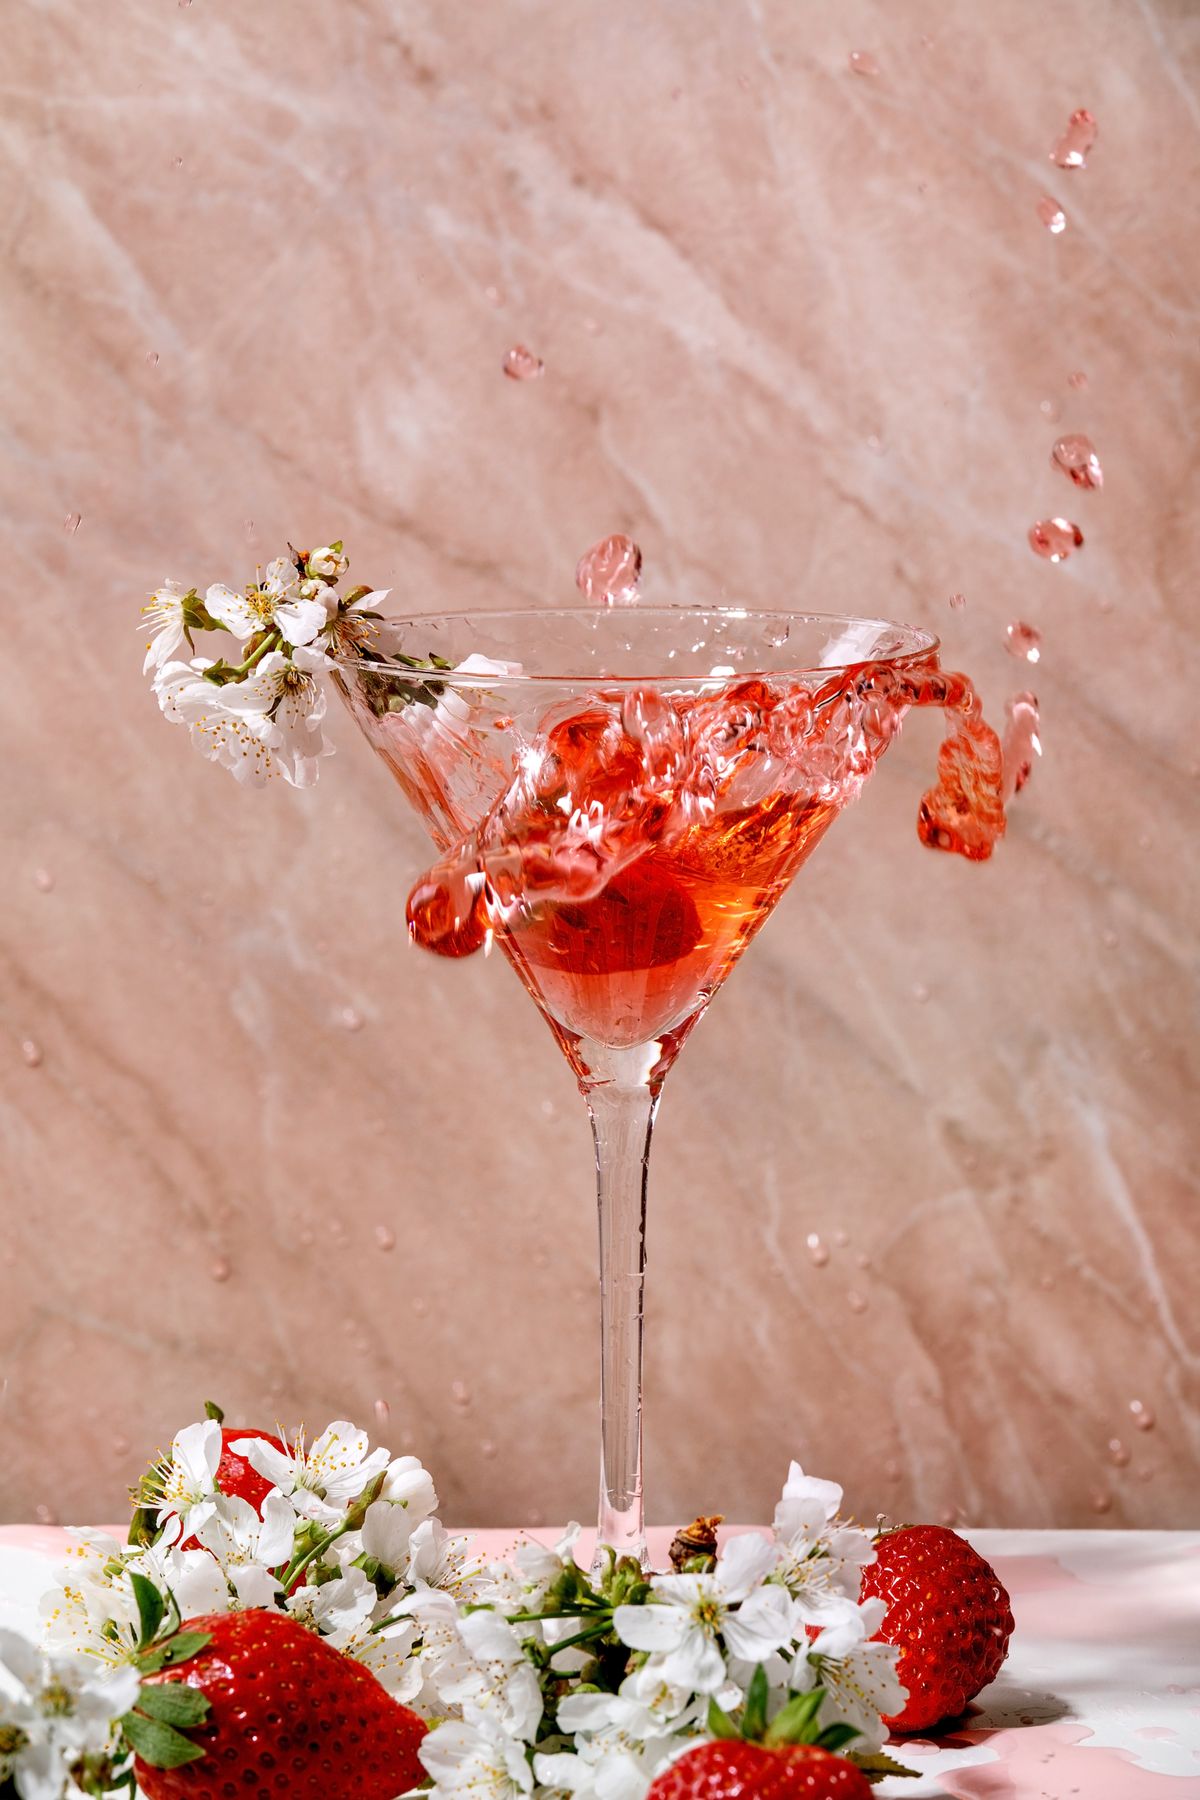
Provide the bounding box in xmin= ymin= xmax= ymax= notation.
xmin=1090 ymin=1488 xmax=1113 ymax=1515
xmin=1029 ymin=518 xmax=1083 ymax=562
xmin=210 ymin=1255 xmax=231 ymax=1283
xmin=833 ymin=1228 xmax=849 ymax=1248
xmin=1036 ymin=195 xmax=1067 ymax=234
xmin=502 ymin=344 xmax=544 ymax=382
xmin=145 ymin=350 xmax=160 ymax=368
xmin=413 ymin=1296 xmax=430 ymax=1317
xmin=1051 ymin=108 xmax=1098 ymax=170
xmin=1107 ymin=1437 xmax=1131 ymax=1467
xmin=806 ymin=1232 xmax=829 ymax=1268
xmin=21 ymin=1039 xmax=43 ymax=1068
xmin=340 ymin=1006 xmax=363 ymax=1032
xmin=33 ymin=868 xmax=54 ymax=892
xmin=480 ymin=1438 xmax=498 ymax=1459
xmin=374 ymin=1398 xmax=391 ymax=1427
xmin=1067 ymin=369 xmax=1088 ymax=389
xmin=847 ymin=1289 xmax=869 ymax=1314
xmin=1001 ymin=691 xmax=1042 ymax=801
xmin=63 ymin=512 xmax=81 ymax=535
xmin=1129 ymin=1398 xmax=1156 ymax=1431
xmin=1051 ymin=433 xmax=1103 ymax=490
xmin=1038 ymin=397 xmax=1062 ymax=421
xmin=849 ymin=49 xmax=880 ymax=76
xmin=374 ymin=1223 xmax=396 ymax=1252
xmin=112 ymin=1434 xmax=131 ymax=1458
xmin=948 ymin=593 xmax=966 ymax=611
xmin=1005 ymin=619 xmax=1042 ymax=662
xmin=865 ymin=432 xmax=885 ymax=455
xmin=450 ymin=1379 xmax=471 ymax=1407
xmin=484 ymin=285 xmax=503 ymax=308
xmin=575 ymin=533 xmax=643 ymax=606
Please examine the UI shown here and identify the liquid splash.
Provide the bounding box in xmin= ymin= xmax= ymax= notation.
xmin=1052 ymin=432 xmax=1103 ymax=489
xmin=1001 ymin=693 xmax=1041 ymax=801
xmin=1036 ymin=195 xmax=1066 ymax=234
xmin=1051 ymin=108 xmax=1098 ymax=170
xmin=575 ymin=534 xmax=643 ymax=606
xmin=1005 ymin=620 xmax=1042 ymax=662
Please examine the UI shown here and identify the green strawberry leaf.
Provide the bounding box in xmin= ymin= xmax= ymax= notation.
xmin=705 ymin=1697 xmax=741 ymax=1741
xmin=763 ymin=1688 xmax=824 ymax=1747
xmin=118 ymin=1712 xmax=206 ymax=1769
xmin=136 ymin=1684 xmax=210 ymax=1727
xmin=157 ymin=1631 xmax=213 ymax=1667
xmin=742 ymin=1665 xmax=769 ymax=1741
xmin=129 ymin=1573 xmax=165 ymax=1649
xmin=851 ymin=1750 xmax=921 ymax=1781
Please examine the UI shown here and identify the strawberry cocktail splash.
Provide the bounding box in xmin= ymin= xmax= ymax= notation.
xmin=332 ymin=605 xmax=1034 ymax=1566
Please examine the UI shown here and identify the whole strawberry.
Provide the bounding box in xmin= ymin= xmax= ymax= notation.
xmin=860 ymin=1524 xmax=1014 ymax=1732
xmin=131 ymin=1610 xmax=427 ymax=1800
xmin=649 ymin=1741 xmax=871 ymax=1800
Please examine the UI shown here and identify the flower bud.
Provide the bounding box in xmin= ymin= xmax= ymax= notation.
xmin=307 ymin=543 xmax=348 ymax=580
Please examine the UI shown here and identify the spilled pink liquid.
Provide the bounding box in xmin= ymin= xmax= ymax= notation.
xmin=936 ymin=1722 xmax=1188 ymax=1799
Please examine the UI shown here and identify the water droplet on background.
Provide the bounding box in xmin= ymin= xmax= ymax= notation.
xmin=1036 ymin=195 xmax=1067 ymax=234
xmin=912 ymin=981 xmax=930 ymax=1002
xmin=413 ymin=1296 xmax=429 ymax=1317
xmin=1051 ymin=108 xmax=1098 ymax=170
xmin=865 ymin=432 xmax=885 ymax=455
xmin=21 ymin=1040 xmax=43 ymax=1068
xmin=374 ymin=1223 xmax=396 ymax=1252
xmin=1067 ymin=369 xmax=1088 ymax=390
xmin=575 ymin=534 xmax=643 ymax=606
xmin=1051 ymin=433 xmax=1103 ymax=490
xmin=112 ymin=1434 xmax=131 ymax=1458
xmin=833 ymin=1228 xmax=849 ymax=1248
xmin=1029 ymin=518 xmax=1083 ymax=562
xmin=948 ymin=593 xmax=966 ymax=611
xmin=502 ymin=344 xmax=544 ymax=382
xmin=483 ymin=285 xmax=503 ymax=308
xmin=450 ymin=1379 xmax=471 ymax=1408
xmin=145 ymin=350 xmax=159 ymax=368
xmin=806 ymin=1233 xmax=829 ymax=1268
xmin=210 ymin=1255 xmax=231 ymax=1283
xmin=1107 ymin=1437 xmax=1130 ymax=1467
xmin=172 ymin=155 xmax=184 ymax=169
xmin=1129 ymin=1398 xmax=1156 ymax=1431
xmin=34 ymin=868 xmax=54 ymax=892
xmin=374 ymin=1398 xmax=391 ymax=1427
xmin=480 ymin=1438 xmax=498 ymax=1460
xmin=1090 ymin=1488 xmax=1113 ymax=1514
xmin=340 ymin=1006 xmax=363 ymax=1032
xmin=847 ymin=1289 xmax=869 ymax=1314
xmin=1005 ymin=620 xmax=1042 ymax=662
xmin=63 ymin=512 xmax=81 ymax=535
xmin=848 ymin=49 xmax=880 ymax=76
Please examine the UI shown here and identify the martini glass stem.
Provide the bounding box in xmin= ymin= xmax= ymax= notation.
xmin=586 ymin=1076 xmax=659 ymax=1569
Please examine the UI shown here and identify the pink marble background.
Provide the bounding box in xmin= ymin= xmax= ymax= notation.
xmin=2 ymin=0 xmax=1197 ymax=1532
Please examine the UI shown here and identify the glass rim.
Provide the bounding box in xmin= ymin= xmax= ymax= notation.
xmin=333 ymin=606 xmax=940 ymax=685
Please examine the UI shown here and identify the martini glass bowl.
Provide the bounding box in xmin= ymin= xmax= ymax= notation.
xmin=333 ymin=607 xmax=939 ymax=1565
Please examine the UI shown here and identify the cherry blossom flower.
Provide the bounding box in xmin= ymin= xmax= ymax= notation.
xmin=153 ymin=659 xmax=278 ymax=786
xmin=214 ymin=646 xmax=335 ymax=788
xmin=205 ymin=557 xmax=330 ymax=648
xmin=420 ymin=1707 xmax=534 ymax=1800
xmin=613 ymin=1533 xmax=791 ymax=1694
xmin=192 ymin=1493 xmax=297 ymax=1607
xmin=232 ymin=1421 xmax=391 ymax=1524
xmin=139 ymin=579 xmax=191 ymax=673
xmin=150 ymin=1419 xmax=223 ymax=1538
xmin=0 ymin=1628 xmax=139 ymax=1800
xmin=788 ymin=1597 xmax=905 ymax=1754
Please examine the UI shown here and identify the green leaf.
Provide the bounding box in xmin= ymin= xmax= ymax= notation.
xmin=742 ymin=1664 xmax=769 ymax=1741
xmin=814 ymin=1724 xmax=860 ymax=1753
xmin=118 ymin=1712 xmax=206 ymax=1769
xmin=203 ymin=1400 xmax=225 ymax=1423
xmin=157 ymin=1631 xmax=212 ymax=1667
xmin=136 ymin=1684 xmax=210 ymax=1727
xmin=763 ymin=1688 xmax=824 ymax=1747
xmin=705 ymin=1698 xmax=741 ymax=1741
xmin=129 ymin=1573 xmax=165 ymax=1649
xmin=850 ymin=1750 xmax=921 ymax=1782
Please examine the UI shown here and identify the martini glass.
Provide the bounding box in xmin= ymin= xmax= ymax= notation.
xmin=333 ymin=608 xmax=941 ymax=1566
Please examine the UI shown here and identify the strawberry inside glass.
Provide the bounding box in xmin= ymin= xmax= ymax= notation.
xmin=335 ymin=608 xmax=1020 ymax=1567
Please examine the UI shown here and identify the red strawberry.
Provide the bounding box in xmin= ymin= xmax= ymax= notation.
xmin=648 ymin=1740 xmax=871 ymax=1800
xmin=175 ymin=1427 xmax=287 ymax=1553
xmin=860 ymin=1524 xmax=1014 ymax=1732
xmin=133 ymin=1610 xmax=427 ymax=1800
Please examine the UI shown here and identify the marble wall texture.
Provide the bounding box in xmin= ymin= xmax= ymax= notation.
xmin=2 ymin=0 xmax=1198 ymax=1534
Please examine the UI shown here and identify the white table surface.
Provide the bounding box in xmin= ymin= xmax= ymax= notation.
xmin=2 ymin=1526 xmax=1198 ymax=1797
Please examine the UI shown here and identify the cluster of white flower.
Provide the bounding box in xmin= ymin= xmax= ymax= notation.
xmin=1 ymin=1418 xmax=903 ymax=1800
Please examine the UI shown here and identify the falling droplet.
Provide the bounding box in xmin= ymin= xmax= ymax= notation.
xmin=145 ymin=350 xmax=160 ymax=368
xmin=1107 ymin=1438 xmax=1131 ymax=1467
xmin=849 ymin=49 xmax=880 ymax=76
xmin=948 ymin=593 xmax=966 ymax=611
xmin=63 ymin=512 xmax=81 ymax=535
xmin=1001 ymin=691 xmax=1042 ymax=801
xmin=806 ymin=1233 xmax=830 ymax=1268
xmin=1129 ymin=1398 xmax=1156 ymax=1431
xmin=374 ymin=1398 xmax=391 ymax=1427
xmin=1051 ymin=433 xmax=1103 ymax=490
xmin=1090 ymin=1488 xmax=1113 ymax=1515
xmin=374 ymin=1223 xmax=396 ymax=1252
xmin=1067 ymin=369 xmax=1088 ymax=390
xmin=172 ymin=155 xmax=184 ymax=168
xmin=763 ymin=619 xmax=790 ymax=648
xmin=847 ymin=1289 xmax=869 ymax=1314
xmin=450 ymin=1379 xmax=471 ymax=1407
xmin=502 ymin=344 xmax=544 ymax=382
xmin=1050 ymin=108 xmax=1098 ymax=171
xmin=1005 ymin=620 xmax=1042 ymax=662
xmin=210 ymin=1255 xmax=231 ymax=1283
xmin=340 ymin=1006 xmax=363 ymax=1032
xmin=1029 ymin=518 xmax=1083 ymax=562
xmin=575 ymin=534 xmax=643 ymax=606
xmin=21 ymin=1039 xmax=43 ymax=1068
xmin=480 ymin=1438 xmax=498 ymax=1460
xmin=1036 ymin=195 xmax=1067 ymax=234
xmin=34 ymin=868 xmax=54 ymax=892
